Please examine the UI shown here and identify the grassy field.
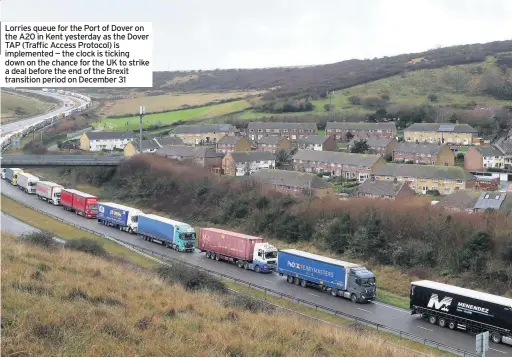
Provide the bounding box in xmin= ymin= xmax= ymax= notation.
xmin=0 ymin=207 xmax=451 ymax=356
xmin=101 ymin=91 xmax=264 ymax=117
xmin=1 ymin=92 xmax=55 ymax=123
xmin=94 ymin=100 xmax=251 ymax=131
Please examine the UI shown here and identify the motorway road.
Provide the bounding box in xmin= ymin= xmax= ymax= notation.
xmin=2 ymin=183 xmax=512 ymax=357
xmin=1 ymin=90 xmax=88 ymax=136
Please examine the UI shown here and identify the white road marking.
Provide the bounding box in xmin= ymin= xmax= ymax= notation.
xmin=373 ymin=301 xmax=409 ymax=313
xmin=417 ymin=325 xmax=433 ymax=332
xmin=264 ymin=279 xmax=275 ymax=284
xmin=357 ymin=308 xmax=372 ymax=313
xmin=308 ymin=293 xmax=320 ymax=297
xmin=489 ymin=348 xmax=507 ymax=354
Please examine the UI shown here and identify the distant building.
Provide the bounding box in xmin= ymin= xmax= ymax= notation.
xmin=298 ymin=135 xmax=337 ymax=151
xmin=404 ymin=123 xmax=478 ymax=145
xmin=80 ymin=131 xmax=135 ymax=152
xmin=123 ymin=136 xmax=184 ymax=157
xmin=392 ymin=142 xmax=454 ymax=166
xmin=170 ymin=124 xmax=236 ymax=145
xmin=464 ymin=146 xmax=505 ymax=171
xmin=348 ymin=136 xmax=398 ymax=156
xmin=155 ymin=145 xmax=224 ymax=169
xmin=438 ymin=190 xmax=512 ymax=214
xmin=222 ymin=151 xmax=276 ymax=176
xmin=256 ymin=135 xmax=292 ymax=153
xmin=217 ymin=136 xmax=252 ymax=154
xmin=250 ymin=169 xmax=334 ymax=198
xmin=326 ymin=122 xmax=397 ymax=142
xmin=356 ymin=177 xmax=415 ymax=200
xmin=246 ymin=122 xmax=317 ymax=143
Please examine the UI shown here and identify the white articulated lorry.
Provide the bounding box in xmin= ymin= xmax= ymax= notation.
xmin=36 ymin=181 xmax=64 ymax=205
xmin=17 ymin=173 xmax=40 ymax=194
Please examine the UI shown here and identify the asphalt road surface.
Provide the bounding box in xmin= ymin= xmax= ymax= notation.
xmin=2 ymin=182 xmax=511 ymax=357
xmin=1 ymin=90 xmax=88 ymax=136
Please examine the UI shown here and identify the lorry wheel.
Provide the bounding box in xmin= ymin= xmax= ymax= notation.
xmin=351 ymin=294 xmax=358 ymax=303
xmin=243 ymin=262 xmax=249 ymax=270
xmin=254 ymin=265 xmax=261 ymax=273
xmin=206 ymin=252 xmax=211 ymax=259
xmin=215 ymin=254 xmax=220 ymax=261
xmin=294 ymin=277 xmax=300 ymax=285
xmin=128 ymin=228 xmax=133 ymax=234
xmin=331 ymin=288 xmax=338 ymax=297
xmin=300 ymin=279 xmax=307 ymax=288
xmin=287 ymin=275 xmax=294 ymax=283
xmin=438 ymin=318 xmax=446 ymax=327
xmin=237 ymin=261 xmax=244 ymax=269
xmin=428 ymin=316 xmax=437 ymax=325
xmin=491 ymin=332 xmax=502 ymax=344
xmin=448 ymin=321 xmax=456 ymax=330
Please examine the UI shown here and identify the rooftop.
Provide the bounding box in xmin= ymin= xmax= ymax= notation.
xmin=228 ymin=151 xmax=276 ymax=163
xmin=357 ymin=178 xmax=409 ymax=197
xmin=155 ymin=145 xmax=223 ymax=158
xmin=87 ymin=131 xmax=135 ymax=140
xmin=129 ymin=139 xmax=160 ymax=151
xmin=475 ymin=146 xmax=504 ymax=157
xmin=171 ymin=124 xmax=235 ymax=135
xmin=404 ymin=123 xmax=478 ymax=133
xmin=218 ymin=135 xmax=245 ymax=145
xmin=374 ymin=163 xmax=476 ymax=181
xmin=250 ymin=169 xmax=333 ymax=190
xmin=247 ymin=122 xmax=317 ymax=131
xmin=293 ymin=149 xmax=383 ymax=168
xmin=495 ymin=141 xmax=512 ymax=155
xmin=154 ymin=136 xmax=184 ymax=146
xmin=299 ymin=135 xmax=331 ymax=146
xmin=393 ymin=142 xmax=445 ymax=155
xmin=258 ymin=135 xmax=287 ymax=145
xmin=326 ymin=122 xmax=397 ymax=131
xmin=349 ymin=136 xmax=394 ymax=148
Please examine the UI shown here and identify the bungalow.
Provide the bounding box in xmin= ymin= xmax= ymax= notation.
xmin=222 ymin=151 xmax=276 ymax=176
xmin=393 ymin=142 xmax=454 ymax=166
xmin=373 ymin=163 xmax=477 ymax=195
xmin=437 ymin=190 xmax=512 ymax=214
xmin=292 ymin=149 xmax=387 ymax=182
xmin=250 ymin=169 xmax=334 ymax=197
xmin=123 ymin=136 xmax=184 ymax=157
xmin=154 ymin=145 xmax=224 ymax=169
xmin=298 ymin=135 xmax=337 ymax=151
xmin=356 ymin=177 xmax=415 ymax=200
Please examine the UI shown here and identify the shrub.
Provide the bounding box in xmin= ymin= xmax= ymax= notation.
xmin=156 ymin=263 xmax=228 ymax=294
xmin=17 ymin=231 xmax=61 ymax=251
xmin=65 ymin=238 xmax=109 ymax=258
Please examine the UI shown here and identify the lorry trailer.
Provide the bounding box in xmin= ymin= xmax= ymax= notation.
xmin=4 ymin=168 xmax=23 ymax=185
xmin=277 ymin=249 xmax=376 ymax=303
xmin=138 ymin=214 xmax=196 ymax=252
xmin=97 ymin=202 xmax=142 ymax=234
xmin=198 ymin=228 xmax=278 ymax=273
xmin=410 ymin=280 xmax=512 ymax=345
xmin=35 ymin=181 xmax=64 ymax=205
xmin=60 ymin=189 xmax=98 ymax=218
xmin=17 ymin=173 xmax=40 ymax=194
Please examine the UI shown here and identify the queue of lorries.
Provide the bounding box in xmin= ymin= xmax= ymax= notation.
xmin=2 ymin=166 xmax=512 ymax=345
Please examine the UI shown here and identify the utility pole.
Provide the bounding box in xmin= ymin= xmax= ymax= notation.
xmin=139 ymin=105 xmax=145 ymax=153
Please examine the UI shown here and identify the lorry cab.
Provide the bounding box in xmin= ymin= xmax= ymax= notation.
xmin=253 ymin=242 xmax=278 ymax=272
xmin=127 ymin=209 xmax=141 ymax=233
xmin=176 ymin=224 xmax=196 ymax=252
xmin=25 ymin=177 xmax=39 ymax=193
xmin=347 ymin=267 xmax=377 ymax=303
xmin=52 ymin=187 xmax=63 ymax=205
xmin=1 ymin=168 xmax=6 ymax=179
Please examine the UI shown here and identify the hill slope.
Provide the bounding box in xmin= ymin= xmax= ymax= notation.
xmin=1 ymin=232 xmax=424 ymax=357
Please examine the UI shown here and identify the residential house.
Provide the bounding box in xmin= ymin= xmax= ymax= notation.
xmin=326 ymin=122 xmax=397 ymax=142
xmin=154 ymin=145 xmax=224 ymax=169
xmin=403 ymin=123 xmax=478 ymax=145
xmin=373 ymin=163 xmax=477 ymax=195
xmin=170 ymin=124 xmax=236 ymax=145
xmin=256 ymin=135 xmax=292 ymax=153
xmin=217 ymin=136 xmax=252 ymax=154
xmin=393 ymin=143 xmax=454 ymax=166
xmin=246 ymin=122 xmax=317 ymax=143
xmin=222 ymin=151 xmax=276 ymax=176
xmin=292 ymin=149 xmax=387 ymax=182
xmin=349 ymin=136 xmax=398 ymax=156
xmin=80 ymin=131 xmax=135 ymax=152
xmin=249 ymin=169 xmax=334 ymax=198
xmin=123 ymin=136 xmax=184 ymax=157
xmin=464 ymin=146 xmax=505 ymax=171
xmin=298 ymin=135 xmax=337 ymax=151
xmin=438 ymin=190 xmax=512 ymax=214
xmin=495 ymin=141 xmax=512 ymax=170
xmin=356 ymin=177 xmax=415 ymax=200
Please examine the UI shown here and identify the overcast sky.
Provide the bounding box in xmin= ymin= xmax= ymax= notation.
xmin=2 ymin=0 xmax=512 ymax=71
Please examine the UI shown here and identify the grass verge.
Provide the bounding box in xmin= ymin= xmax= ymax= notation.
xmin=1 ymin=195 xmax=158 ymax=269
xmin=1 ymin=92 xmax=55 ymax=123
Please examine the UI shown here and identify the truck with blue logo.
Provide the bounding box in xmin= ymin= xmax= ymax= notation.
xmin=277 ymin=249 xmax=376 ymax=303
xmin=97 ymin=202 xmax=142 ymax=234
xmin=137 ymin=214 xmax=196 ymax=252
xmin=198 ymin=228 xmax=278 ymax=273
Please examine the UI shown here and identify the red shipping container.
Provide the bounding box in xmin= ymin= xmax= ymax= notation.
xmin=60 ymin=189 xmax=98 ymax=218
xmin=198 ymin=228 xmax=264 ymax=261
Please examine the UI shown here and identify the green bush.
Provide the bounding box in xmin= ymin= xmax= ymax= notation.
xmin=156 ymin=263 xmax=228 ymax=294
xmin=17 ymin=231 xmax=61 ymax=251
xmin=65 ymin=238 xmax=109 ymax=258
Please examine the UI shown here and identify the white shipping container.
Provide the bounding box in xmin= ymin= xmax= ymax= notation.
xmin=17 ymin=173 xmax=40 ymax=194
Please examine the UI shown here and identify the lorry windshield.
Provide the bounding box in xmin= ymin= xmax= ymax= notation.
xmin=180 ymin=233 xmax=196 ymax=241
xmin=28 ymin=182 xmax=36 ymax=186
xmin=55 ymin=193 xmax=61 ymax=198
xmin=360 ymin=277 xmax=376 ymax=286
xmin=87 ymin=204 xmax=98 ymax=211
xmin=131 ymin=216 xmax=139 ymax=223
xmin=265 ymin=251 xmax=277 ymax=259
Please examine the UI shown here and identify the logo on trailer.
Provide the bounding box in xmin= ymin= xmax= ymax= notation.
xmin=427 ymin=294 xmax=452 ymax=312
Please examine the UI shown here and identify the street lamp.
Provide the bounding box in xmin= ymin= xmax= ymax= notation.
xmin=139 ymin=105 xmax=146 ymax=153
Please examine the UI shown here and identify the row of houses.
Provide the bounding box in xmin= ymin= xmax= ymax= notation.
xmin=464 ymin=142 xmax=512 ymax=171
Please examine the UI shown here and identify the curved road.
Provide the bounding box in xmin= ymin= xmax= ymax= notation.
xmin=1 ymin=90 xmax=88 ymax=136
xmin=1 ymin=183 xmax=511 ymax=357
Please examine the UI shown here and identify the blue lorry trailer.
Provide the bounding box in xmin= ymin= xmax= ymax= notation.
xmin=97 ymin=202 xmax=142 ymax=234
xmin=277 ymin=249 xmax=377 ymax=303
xmin=137 ymin=213 xmax=196 ymax=252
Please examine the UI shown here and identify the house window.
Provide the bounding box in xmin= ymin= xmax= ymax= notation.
xmin=444 ymin=187 xmax=451 ymax=194
xmin=385 ymin=176 xmax=391 ymax=180
xmin=456 ymin=180 xmax=463 ymax=184
xmin=444 ymin=179 xmax=451 ymax=183
xmin=408 ymin=177 xmax=414 ymax=181
xmin=375 ymin=176 xmax=381 ymax=179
